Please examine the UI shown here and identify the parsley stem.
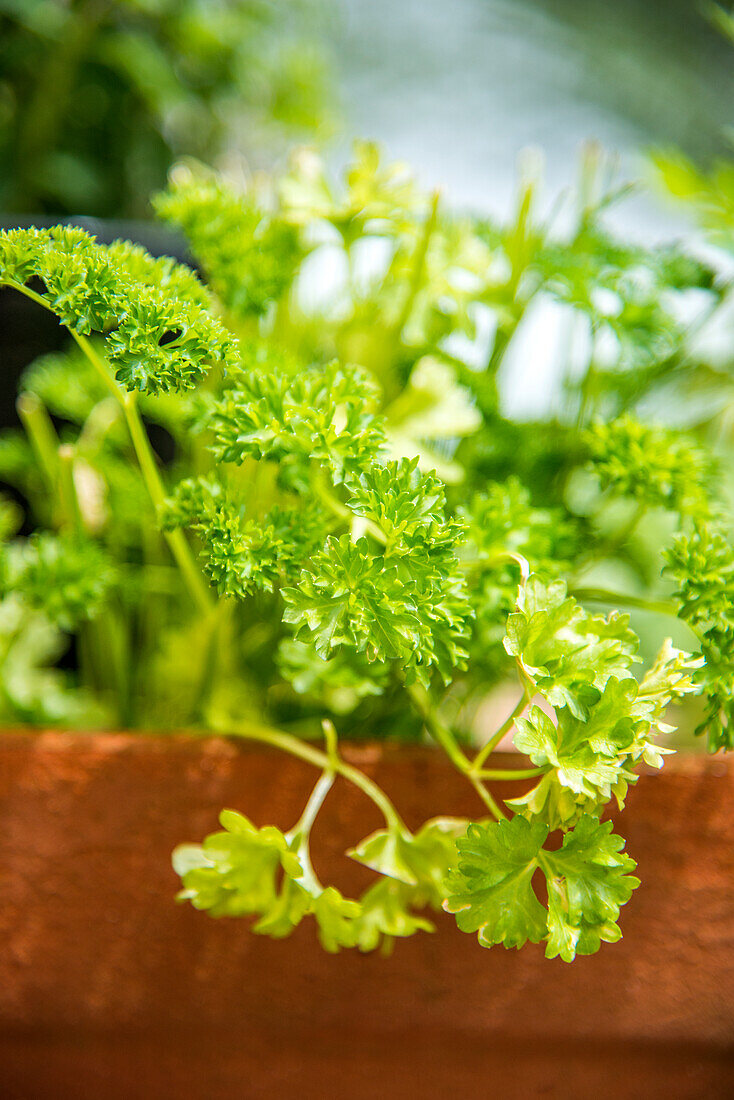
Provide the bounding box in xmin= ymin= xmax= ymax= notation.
xmin=4 ymin=278 xmax=214 ymax=616
xmin=477 ymin=766 xmax=546 ymax=780
xmin=57 ymin=444 xmax=83 ymax=535
xmin=312 ymin=473 xmax=387 ymax=545
xmin=213 ymin=714 xmax=407 ymax=833
xmin=485 ymin=550 xmax=531 ymax=580
xmin=291 ymin=769 xmax=336 ymax=840
xmin=405 ymin=682 xmax=507 ymax=820
xmin=406 ymin=682 xmax=471 ymax=770
xmin=191 ymin=598 xmax=230 ymax=724
xmin=71 ymin=339 xmax=211 ymax=615
xmin=571 ymin=586 xmax=677 ymax=617
xmin=392 ymin=189 xmax=440 ymax=343
xmin=16 ymin=392 xmax=59 ymax=487
xmin=467 ymin=775 xmax=508 ymax=821
xmin=472 ymin=691 xmax=529 ymax=771
xmin=120 ymin=386 xmax=213 ymax=616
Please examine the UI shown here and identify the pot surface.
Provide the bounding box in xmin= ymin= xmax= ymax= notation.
xmin=1 ymin=732 xmax=732 ymax=1098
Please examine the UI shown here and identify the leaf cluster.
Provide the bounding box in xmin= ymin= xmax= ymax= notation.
xmin=445 ymin=814 xmax=639 ymax=962
xmin=154 ymin=169 xmax=303 ymax=318
xmin=282 ymin=459 xmax=472 ymax=688
xmin=666 ymin=523 xmax=734 ymax=749
xmin=0 ymin=227 xmax=237 ymax=393
xmin=175 ymin=808 xmax=464 ymax=954
xmin=0 ymin=533 xmax=117 ymax=632
xmin=586 ymin=416 xmax=715 ymax=517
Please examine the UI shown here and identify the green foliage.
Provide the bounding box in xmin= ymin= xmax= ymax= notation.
xmin=535 ymin=224 xmax=707 ymax=383
xmin=3 ymin=140 xmax=734 ymax=963
xmin=505 ymin=576 xmax=702 ymax=826
xmin=0 ymin=596 xmax=108 ymax=727
xmin=282 ymin=459 xmax=472 ymax=688
xmin=666 ymin=523 xmax=734 ymax=749
xmin=349 ymin=817 xmax=466 ymax=905
xmin=175 ymin=808 xmax=463 ymax=954
xmin=208 ymin=357 xmax=383 ymax=489
xmin=444 ymin=814 xmax=639 ymax=961
xmin=279 ymin=140 xmax=422 ymax=240
xmin=653 ymin=151 xmax=734 ymax=251
xmin=154 ymin=167 xmax=303 ymax=318
xmin=350 ymin=879 xmax=435 ymax=953
xmin=283 ymin=534 xmax=426 ymax=665
xmin=461 ymin=479 xmax=573 ymax=569
xmin=543 ymin=816 xmax=640 ymax=962
xmin=459 ymin=480 xmax=577 ymax=677
xmin=0 ymin=0 xmax=335 ymax=217
xmin=161 ymin=478 xmax=285 ymax=598
xmin=586 ymin=416 xmax=714 ymax=516
xmin=1 ymin=533 xmax=116 ymax=631
xmin=277 ymin=638 xmax=389 ymax=714
xmin=174 ymin=809 xmax=302 ymax=916
xmin=504 ymin=574 xmax=640 ymax=720
xmin=0 ymin=227 xmax=237 ymax=393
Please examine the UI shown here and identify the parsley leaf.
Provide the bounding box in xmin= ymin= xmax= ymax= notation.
xmin=504 ymin=574 xmax=640 ymax=719
xmin=444 ymin=814 xmax=639 ymax=961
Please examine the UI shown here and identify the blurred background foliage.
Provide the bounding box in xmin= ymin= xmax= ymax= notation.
xmin=329 ymin=0 xmax=734 ymax=232
xmin=0 ymin=0 xmax=335 ymax=218
xmin=1 ymin=0 xmax=731 ymax=227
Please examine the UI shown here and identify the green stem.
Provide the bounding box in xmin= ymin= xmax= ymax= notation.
xmin=16 ymin=392 xmax=59 ymax=487
xmin=472 ymin=691 xmax=530 ymax=772
xmin=121 ymin=392 xmax=213 ymax=616
xmin=3 ymin=282 xmax=213 ymax=615
xmin=70 ymin=331 xmax=122 ymax=401
xmin=477 ymin=766 xmax=546 ymax=781
xmin=212 ymin=714 xmax=407 ymax=833
xmin=393 ymin=189 xmax=440 ymax=342
xmin=405 ymin=682 xmax=506 ymax=820
xmin=71 ymin=331 xmax=213 ymax=617
xmin=486 ymin=317 xmax=518 ymax=376
xmin=575 ymin=328 xmax=599 ymax=430
xmin=484 ymin=173 xmax=537 ymax=375
xmin=466 ymin=774 xmax=508 ymax=822
xmin=312 ymin=472 xmax=387 ymax=546
xmin=571 ymin=587 xmax=677 ymax=617
xmin=57 ymin=444 xmax=83 ymax=534
xmin=191 ymin=599 xmax=231 ymax=724
xmin=288 ymin=769 xmax=337 ymax=893
xmin=467 ymin=549 xmax=531 ymax=582
xmin=291 ymin=769 xmax=335 ymax=839
xmin=78 ymin=397 xmax=122 ymax=452
xmin=407 ymin=682 xmax=471 ymax=770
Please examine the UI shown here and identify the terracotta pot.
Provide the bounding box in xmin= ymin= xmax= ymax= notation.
xmin=0 ymin=732 xmax=732 ymax=1099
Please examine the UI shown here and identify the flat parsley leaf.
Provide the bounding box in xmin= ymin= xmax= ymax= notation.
xmin=504 ymin=574 xmax=640 ymax=719
xmin=444 ymin=814 xmax=638 ymax=961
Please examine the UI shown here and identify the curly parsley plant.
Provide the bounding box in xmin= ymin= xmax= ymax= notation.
xmin=0 ymin=140 xmax=732 ymax=960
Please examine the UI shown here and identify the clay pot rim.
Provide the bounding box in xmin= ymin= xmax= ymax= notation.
xmin=0 ymin=727 xmax=728 ymax=779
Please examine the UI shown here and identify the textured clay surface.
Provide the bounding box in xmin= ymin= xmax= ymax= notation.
xmin=0 ymin=732 xmax=733 ymax=1099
